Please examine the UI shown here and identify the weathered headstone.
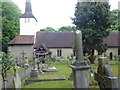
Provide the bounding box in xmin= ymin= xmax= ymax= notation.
xmin=25 ymin=57 xmax=28 ymax=64
xmin=30 ymin=69 xmax=39 ymax=78
xmin=70 ymin=30 xmax=90 ymax=88
xmin=106 ymin=77 xmax=118 ymax=89
xmin=0 ymin=75 xmax=3 ymax=90
xmin=24 ymin=57 xmax=29 ymax=69
xmin=13 ymin=73 xmax=21 ymax=89
xmin=94 ymin=57 xmax=119 ymax=89
xmin=30 ymin=56 xmax=39 ymax=78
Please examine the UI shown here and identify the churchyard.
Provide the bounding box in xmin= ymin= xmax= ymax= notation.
xmin=1 ymin=0 xmax=120 ymax=89
xmin=0 ymin=57 xmax=119 ymax=89
xmin=22 ymin=60 xmax=119 ymax=88
xmin=0 ymin=31 xmax=119 ymax=89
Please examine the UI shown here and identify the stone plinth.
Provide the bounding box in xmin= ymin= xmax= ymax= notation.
xmin=106 ymin=77 xmax=119 ymax=89
xmin=70 ymin=30 xmax=90 ymax=88
xmin=30 ymin=70 xmax=39 ymax=78
xmin=70 ymin=64 xmax=90 ymax=88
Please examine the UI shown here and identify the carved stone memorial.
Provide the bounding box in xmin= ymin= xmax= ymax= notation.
xmin=30 ymin=52 xmax=39 ymax=78
xmin=13 ymin=73 xmax=21 ymax=89
xmin=70 ymin=30 xmax=90 ymax=88
xmin=94 ymin=57 xmax=119 ymax=90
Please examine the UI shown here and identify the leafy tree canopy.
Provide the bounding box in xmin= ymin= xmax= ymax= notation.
xmin=58 ymin=26 xmax=76 ymax=32
xmin=40 ymin=27 xmax=56 ymax=32
xmin=73 ymin=1 xmax=111 ymax=55
xmin=2 ymin=0 xmax=20 ymax=53
xmin=108 ymin=9 xmax=120 ymax=31
xmin=40 ymin=26 xmax=77 ymax=32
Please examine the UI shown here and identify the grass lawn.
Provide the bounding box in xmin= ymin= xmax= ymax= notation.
xmin=22 ymin=60 xmax=119 ymax=88
xmin=7 ymin=68 xmax=24 ymax=76
xmin=23 ymin=61 xmax=73 ymax=88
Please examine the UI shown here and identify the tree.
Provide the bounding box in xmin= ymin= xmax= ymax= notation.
xmin=40 ymin=27 xmax=56 ymax=32
xmin=2 ymin=0 xmax=20 ymax=53
xmin=0 ymin=50 xmax=15 ymax=89
xmin=72 ymin=1 xmax=111 ymax=55
xmin=108 ymin=9 xmax=120 ymax=31
xmin=58 ymin=26 xmax=76 ymax=32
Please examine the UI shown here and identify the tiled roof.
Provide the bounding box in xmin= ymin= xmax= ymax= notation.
xmin=103 ymin=32 xmax=119 ymax=47
xmin=9 ymin=32 xmax=119 ymax=48
xmin=34 ymin=32 xmax=119 ymax=48
xmin=9 ymin=35 xmax=34 ymax=45
xmin=34 ymin=32 xmax=74 ymax=48
xmin=20 ymin=12 xmax=36 ymax=19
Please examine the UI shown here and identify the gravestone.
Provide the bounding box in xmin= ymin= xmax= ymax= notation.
xmin=25 ymin=57 xmax=28 ymax=64
xmin=13 ymin=73 xmax=21 ymax=89
xmin=70 ymin=30 xmax=90 ymax=88
xmin=30 ymin=69 xmax=39 ymax=77
xmin=30 ymin=57 xmax=39 ymax=78
xmin=0 ymin=75 xmax=3 ymax=90
xmin=94 ymin=57 xmax=119 ymax=89
xmin=24 ymin=57 xmax=29 ymax=68
xmin=37 ymin=63 xmax=43 ymax=75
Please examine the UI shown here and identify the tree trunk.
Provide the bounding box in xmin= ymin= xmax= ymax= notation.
xmin=92 ymin=49 xmax=94 ymax=55
xmin=2 ymin=70 xmax=7 ymax=90
xmin=3 ymin=77 xmax=6 ymax=90
xmin=2 ymin=72 xmax=6 ymax=90
xmin=89 ymin=49 xmax=95 ymax=64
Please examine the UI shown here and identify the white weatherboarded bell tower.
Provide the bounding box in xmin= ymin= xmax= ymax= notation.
xmin=19 ymin=0 xmax=38 ymax=35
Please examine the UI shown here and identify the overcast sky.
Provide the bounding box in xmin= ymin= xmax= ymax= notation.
xmin=12 ymin=0 xmax=119 ymax=29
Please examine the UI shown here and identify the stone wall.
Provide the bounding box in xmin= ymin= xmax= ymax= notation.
xmin=9 ymin=45 xmax=34 ymax=61
xmin=106 ymin=48 xmax=118 ymax=56
xmin=49 ymin=48 xmax=73 ymax=58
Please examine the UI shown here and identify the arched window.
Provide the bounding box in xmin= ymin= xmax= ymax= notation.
xmin=118 ymin=47 xmax=120 ymax=55
xmin=109 ymin=52 xmax=113 ymax=60
xmin=57 ymin=49 xmax=62 ymax=57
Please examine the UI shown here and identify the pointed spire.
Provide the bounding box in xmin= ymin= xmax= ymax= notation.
xmin=19 ymin=0 xmax=37 ymax=22
xmin=25 ymin=0 xmax=32 ymax=13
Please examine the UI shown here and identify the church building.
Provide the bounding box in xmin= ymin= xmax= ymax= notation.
xmin=9 ymin=0 xmax=119 ymax=61
xmin=9 ymin=0 xmax=37 ymax=60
